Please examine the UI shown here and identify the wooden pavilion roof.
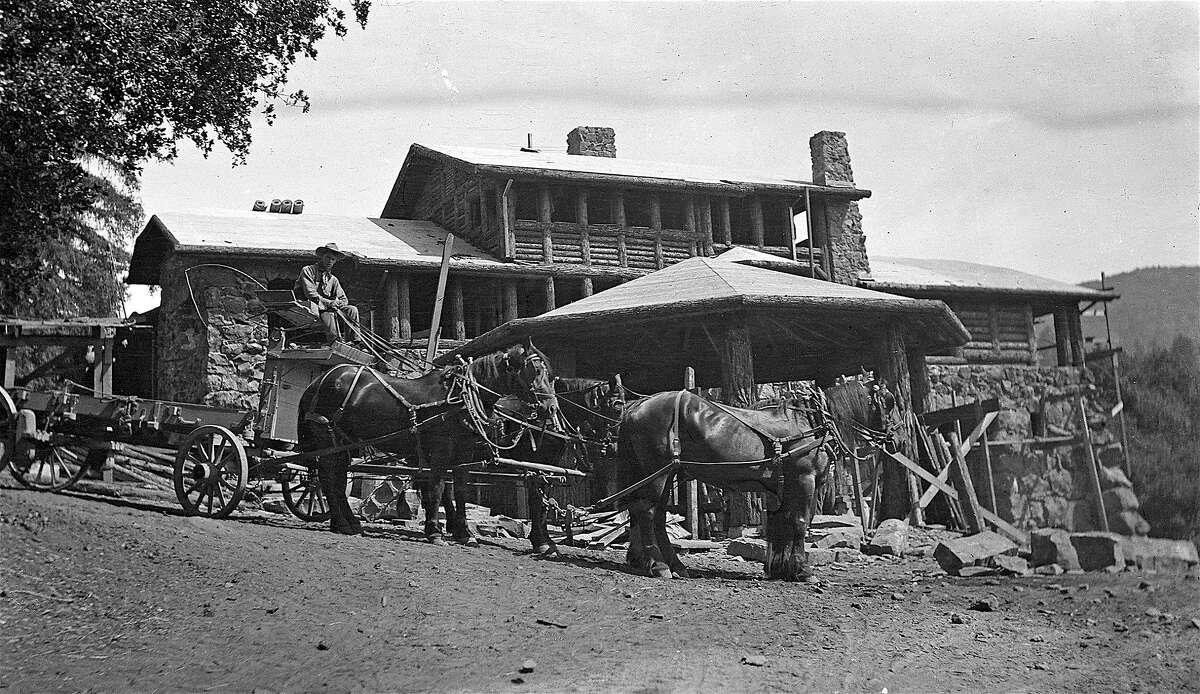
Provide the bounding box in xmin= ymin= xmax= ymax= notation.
xmin=438 ymin=257 xmax=969 ymax=390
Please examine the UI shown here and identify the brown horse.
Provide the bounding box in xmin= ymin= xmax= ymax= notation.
xmin=297 ymin=340 xmax=558 ymax=539
xmin=813 ymin=376 xmax=900 ymax=514
xmin=616 ymin=391 xmax=830 ymax=581
xmin=493 ymin=376 xmax=625 ymax=556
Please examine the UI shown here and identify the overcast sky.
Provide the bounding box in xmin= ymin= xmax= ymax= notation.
xmin=135 ymin=1 xmax=1198 ymax=312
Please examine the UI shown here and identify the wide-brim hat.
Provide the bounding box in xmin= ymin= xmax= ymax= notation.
xmin=315 ymin=242 xmax=346 ymax=259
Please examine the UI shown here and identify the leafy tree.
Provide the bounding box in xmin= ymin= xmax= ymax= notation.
xmin=0 ymin=0 xmax=370 ymax=319
xmin=1121 ymin=335 xmax=1200 ymax=542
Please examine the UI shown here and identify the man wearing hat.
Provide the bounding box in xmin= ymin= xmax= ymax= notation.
xmin=294 ymin=243 xmax=360 ymax=341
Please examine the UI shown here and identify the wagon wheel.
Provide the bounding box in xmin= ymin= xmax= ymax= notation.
xmin=8 ymin=441 xmax=95 ymax=492
xmin=174 ymin=425 xmax=247 ymax=519
xmin=280 ymin=465 xmax=329 ymax=522
xmin=0 ymin=386 xmax=16 ymax=470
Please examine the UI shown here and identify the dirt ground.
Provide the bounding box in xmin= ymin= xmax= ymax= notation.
xmin=2 ymin=476 xmax=1198 ymax=694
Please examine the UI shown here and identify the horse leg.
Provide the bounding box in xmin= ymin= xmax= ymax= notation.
xmin=624 ymin=505 xmax=648 ymax=570
xmin=632 ymin=476 xmax=673 ymax=579
xmin=652 ymin=473 xmax=690 ymax=578
xmin=448 ymin=468 xmax=477 ymax=546
xmin=765 ymin=469 xmax=816 ymax=581
xmin=318 ymin=451 xmax=360 ymax=536
xmin=527 ymin=476 xmax=558 ymax=557
xmin=421 ymin=474 xmax=446 ymax=545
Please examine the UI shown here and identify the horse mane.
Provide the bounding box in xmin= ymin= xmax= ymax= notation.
xmin=460 ymin=349 xmax=508 ymax=387
xmin=822 ymin=378 xmax=875 ymax=434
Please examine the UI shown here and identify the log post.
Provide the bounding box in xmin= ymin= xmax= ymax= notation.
xmin=613 ymin=191 xmax=626 ymax=228
xmin=539 ymin=185 xmax=553 ymax=262
xmin=1053 ymin=307 xmax=1071 ymax=366
xmin=874 ymin=322 xmax=916 ymax=523
xmin=651 ymin=195 xmax=664 ymax=269
xmin=577 ymin=190 xmax=590 ymax=265
xmin=682 ymin=366 xmax=700 ymax=538
xmin=701 ymin=198 xmax=714 ymax=256
xmin=1067 ymin=306 xmax=1085 ymax=366
xmin=947 ymin=430 xmax=983 ymax=533
xmin=1 ymin=347 xmax=15 ymax=389
xmin=907 ymin=350 xmax=932 ymax=415
xmin=718 ymin=320 xmax=761 ymax=531
xmin=1078 ymin=396 xmax=1110 ymax=532
xmin=581 ymin=277 xmax=593 ymax=297
xmin=750 ymin=197 xmax=765 ymax=249
xmin=397 ymin=273 xmax=412 ymax=340
xmin=449 ymin=278 xmax=465 ymax=340
xmin=543 ymin=277 xmax=556 ymax=313
xmin=384 ymin=272 xmax=400 ymax=341
xmin=502 ymin=280 xmax=518 ymax=323
xmin=719 ymin=198 xmax=732 ymax=246
xmin=93 ymin=338 xmax=114 ymax=396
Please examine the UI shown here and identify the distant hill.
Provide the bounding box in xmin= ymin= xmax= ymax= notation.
xmin=1082 ymin=266 xmax=1200 ymax=354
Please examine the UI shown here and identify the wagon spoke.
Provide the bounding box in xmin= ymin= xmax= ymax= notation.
xmin=52 ymin=450 xmax=69 ymax=482
xmin=214 ymin=439 xmax=229 ymax=469
xmin=206 ymin=489 xmax=214 ymax=515
xmin=213 ymin=480 xmax=227 ymax=510
xmin=314 ymin=486 xmax=327 ymax=514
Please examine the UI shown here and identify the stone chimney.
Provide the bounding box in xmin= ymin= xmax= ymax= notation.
xmin=808 ymin=131 xmax=870 ymax=285
xmin=567 ymin=126 xmax=616 ymax=158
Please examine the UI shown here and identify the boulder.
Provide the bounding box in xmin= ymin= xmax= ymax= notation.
xmin=727 ymin=537 xmax=767 ymax=563
xmin=1102 ymin=487 xmax=1140 ymax=511
xmin=834 ymin=548 xmax=866 ymax=563
xmin=1109 ymin=510 xmax=1151 ymax=537
xmin=1069 ymin=531 xmax=1126 ymax=572
xmin=866 ymin=519 xmax=909 ymax=557
xmin=810 ymin=514 xmax=861 ymax=530
xmin=1097 ymin=461 xmax=1132 ymax=489
xmin=807 ymin=548 xmax=835 ymax=566
xmin=1118 ymin=537 xmax=1199 ymax=575
xmin=814 ymin=527 xmax=864 ymax=549
xmin=1030 ymin=528 xmax=1082 ymax=571
xmin=933 ymin=531 xmax=1018 ymax=576
xmin=993 ymin=554 xmax=1031 ymax=576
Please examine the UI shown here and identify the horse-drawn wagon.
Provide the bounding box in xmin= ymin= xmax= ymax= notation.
xmin=0 ymin=303 xmax=582 ymax=531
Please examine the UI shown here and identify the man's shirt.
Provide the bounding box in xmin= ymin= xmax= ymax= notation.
xmin=293 ymin=264 xmax=348 ymax=310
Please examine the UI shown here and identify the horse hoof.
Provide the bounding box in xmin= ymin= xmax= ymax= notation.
xmin=453 ymin=536 xmax=478 ymax=547
xmin=649 ymin=564 xmax=673 ymax=579
xmin=333 ymin=526 xmax=362 ymax=536
xmin=535 ymin=544 xmax=559 ymax=558
xmin=672 ymin=568 xmax=691 ymax=579
xmin=428 ymin=536 xmax=447 ymax=546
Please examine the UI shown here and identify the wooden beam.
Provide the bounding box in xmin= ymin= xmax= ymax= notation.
xmin=501 ymin=179 xmax=515 ymax=260
xmin=92 ymin=338 xmax=113 ymax=396
xmin=539 ymin=185 xmax=553 ymax=262
xmin=1 ymin=347 xmax=14 ymax=389
xmin=577 ymin=190 xmax=590 ymax=265
xmin=886 ymin=451 xmax=1028 ymax=543
xmin=1068 ymin=307 xmax=1085 ymax=366
xmin=701 ymin=198 xmax=714 ymax=256
xmin=1053 ymin=307 xmax=1071 ymax=366
xmin=543 ymin=277 xmax=556 ymax=313
xmin=426 ymin=234 xmax=455 ymax=363
xmin=649 ymin=195 xmax=662 ymax=230
xmin=613 ymin=190 xmax=627 ymax=228
xmin=907 ymin=349 xmax=931 ymax=414
xmin=719 ymin=320 xmax=756 ymax=407
xmin=1078 ymin=396 xmax=1110 ymax=532
xmin=946 ymin=430 xmax=983 ymax=533
xmin=919 ymin=398 xmax=1000 ymax=428
xmin=874 ymin=322 xmax=916 ymax=522
xmin=581 ymin=277 xmax=593 ymax=298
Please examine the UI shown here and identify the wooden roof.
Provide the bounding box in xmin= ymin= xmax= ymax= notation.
xmin=127 ymin=210 xmax=507 ymax=285
xmin=866 ymin=256 xmax=1117 ymax=302
xmin=438 ymin=257 xmax=969 ymax=389
xmin=382 ymin=143 xmax=872 ymax=219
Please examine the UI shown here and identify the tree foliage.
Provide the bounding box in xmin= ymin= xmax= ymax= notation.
xmin=1120 ymin=336 xmax=1200 ymax=542
xmin=0 ymin=0 xmax=369 ymax=319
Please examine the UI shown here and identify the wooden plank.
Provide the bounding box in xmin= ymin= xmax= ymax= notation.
xmin=425 ymin=234 xmax=455 ymax=364
xmin=1078 ymin=396 xmax=1110 ymax=532
xmin=947 ymin=430 xmax=983 ymax=534
xmin=885 ymin=451 xmax=1027 ymax=543
xmin=919 ymin=398 xmax=1001 ymax=428
xmin=93 ymin=338 xmax=113 ymax=396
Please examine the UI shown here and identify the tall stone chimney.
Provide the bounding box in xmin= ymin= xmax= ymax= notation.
xmin=567 ymin=126 xmax=616 ymax=158
xmin=809 ymin=131 xmax=870 ymax=285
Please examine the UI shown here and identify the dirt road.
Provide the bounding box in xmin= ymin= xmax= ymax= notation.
xmin=2 ymin=478 xmax=1198 ymax=693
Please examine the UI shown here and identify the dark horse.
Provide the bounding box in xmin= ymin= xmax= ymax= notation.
xmin=617 ymin=391 xmax=830 ymax=581
xmin=493 ymin=376 xmax=625 ymax=556
xmin=813 ymin=376 xmax=900 ymax=515
xmin=297 ymin=340 xmax=558 ymax=539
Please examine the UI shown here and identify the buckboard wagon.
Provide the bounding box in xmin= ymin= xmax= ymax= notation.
xmin=0 ymin=321 xmax=583 ymax=522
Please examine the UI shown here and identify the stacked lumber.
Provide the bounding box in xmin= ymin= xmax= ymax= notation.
xmin=548 ymin=509 xmax=716 ymax=551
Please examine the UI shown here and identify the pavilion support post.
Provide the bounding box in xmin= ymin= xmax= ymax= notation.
xmin=613 ymin=191 xmax=627 ymax=228
xmin=397 ymin=273 xmax=412 ymax=340
xmin=651 ymin=194 xmax=664 ymax=269
xmin=1067 ymin=306 xmax=1085 ymax=366
xmin=907 ymin=350 xmax=932 ymax=415
xmin=539 ymin=185 xmax=553 ymax=262
xmin=93 ymin=338 xmax=114 ymax=396
xmin=577 ymin=190 xmax=590 ymax=265
xmin=874 ymin=322 xmax=917 ymax=524
xmin=543 ymin=277 xmax=556 ymax=313
xmin=750 ymin=197 xmax=765 ymax=250
xmin=384 ymin=273 xmax=401 ymax=341
xmin=719 ymin=198 xmax=732 ymax=246
xmin=581 ymin=277 xmax=593 ymax=297
xmin=681 ymin=366 xmax=700 ymax=539
xmin=2 ymin=347 xmax=16 ymax=389
xmin=700 ymin=198 xmax=714 ymax=256
xmin=1053 ymin=307 xmax=1071 ymax=366
xmin=502 ymin=280 xmax=518 ymax=323
xmin=450 ymin=279 xmax=465 ymax=341
xmin=718 ymin=320 xmax=761 ymax=531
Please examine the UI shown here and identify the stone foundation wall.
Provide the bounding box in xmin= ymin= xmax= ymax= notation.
xmin=927 ymin=363 xmax=1146 ymax=536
